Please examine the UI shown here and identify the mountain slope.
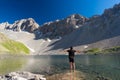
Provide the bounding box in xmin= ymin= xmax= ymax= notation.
xmin=48 ymin=3 xmax=120 ymax=52
xmin=0 ymin=33 xmax=30 ymax=54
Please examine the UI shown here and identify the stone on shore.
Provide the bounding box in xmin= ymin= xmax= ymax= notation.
xmin=0 ymin=71 xmax=46 ymax=80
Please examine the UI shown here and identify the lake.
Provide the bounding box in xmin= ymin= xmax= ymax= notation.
xmin=0 ymin=54 xmax=120 ymax=80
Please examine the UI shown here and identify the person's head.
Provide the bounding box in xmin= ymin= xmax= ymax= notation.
xmin=70 ymin=46 xmax=73 ymax=50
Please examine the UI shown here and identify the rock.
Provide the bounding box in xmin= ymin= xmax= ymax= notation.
xmin=1 ymin=18 xmax=39 ymax=33
xmin=37 ymin=14 xmax=88 ymax=39
xmin=0 ymin=71 xmax=46 ymax=80
xmin=12 ymin=76 xmax=27 ymax=80
xmin=46 ymin=70 xmax=86 ymax=80
xmin=95 ymin=75 xmax=112 ymax=80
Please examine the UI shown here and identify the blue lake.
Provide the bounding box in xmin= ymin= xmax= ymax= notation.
xmin=0 ymin=54 xmax=120 ymax=80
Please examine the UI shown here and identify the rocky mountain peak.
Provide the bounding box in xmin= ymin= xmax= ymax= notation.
xmin=103 ymin=3 xmax=120 ymax=17
xmin=4 ymin=18 xmax=39 ymax=32
xmin=36 ymin=14 xmax=88 ymax=39
xmin=66 ymin=14 xmax=88 ymax=25
xmin=67 ymin=14 xmax=86 ymax=19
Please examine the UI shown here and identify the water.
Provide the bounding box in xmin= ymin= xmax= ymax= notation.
xmin=0 ymin=54 xmax=120 ymax=80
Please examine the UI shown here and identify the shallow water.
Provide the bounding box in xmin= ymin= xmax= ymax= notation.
xmin=0 ymin=54 xmax=120 ymax=79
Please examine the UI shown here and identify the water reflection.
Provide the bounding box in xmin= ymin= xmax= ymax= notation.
xmin=0 ymin=54 xmax=28 ymax=74
xmin=0 ymin=54 xmax=120 ymax=80
xmin=22 ymin=55 xmax=52 ymax=74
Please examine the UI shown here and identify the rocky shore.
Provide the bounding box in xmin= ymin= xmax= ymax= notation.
xmin=0 ymin=71 xmax=46 ymax=80
xmin=0 ymin=71 xmax=113 ymax=80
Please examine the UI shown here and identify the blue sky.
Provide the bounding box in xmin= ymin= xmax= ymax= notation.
xmin=0 ymin=0 xmax=120 ymax=25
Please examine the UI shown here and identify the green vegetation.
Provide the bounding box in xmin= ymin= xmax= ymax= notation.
xmin=85 ymin=46 xmax=120 ymax=54
xmin=0 ymin=33 xmax=30 ymax=54
xmin=85 ymin=48 xmax=101 ymax=54
xmin=102 ymin=46 xmax=120 ymax=54
xmin=2 ymin=40 xmax=30 ymax=54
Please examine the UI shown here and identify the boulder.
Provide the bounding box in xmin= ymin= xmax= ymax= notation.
xmin=0 ymin=71 xmax=46 ymax=80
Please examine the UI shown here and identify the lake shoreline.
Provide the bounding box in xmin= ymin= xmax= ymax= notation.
xmin=0 ymin=54 xmax=119 ymax=80
xmin=0 ymin=51 xmax=119 ymax=56
xmin=0 ymin=70 xmax=112 ymax=80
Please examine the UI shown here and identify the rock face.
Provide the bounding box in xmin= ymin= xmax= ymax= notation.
xmin=0 ymin=71 xmax=46 ymax=80
xmin=36 ymin=14 xmax=88 ymax=39
xmin=1 ymin=18 xmax=39 ymax=33
xmin=48 ymin=3 xmax=120 ymax=51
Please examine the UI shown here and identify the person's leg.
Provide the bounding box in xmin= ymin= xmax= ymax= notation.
xmin=70 ymin=62 xmax=72 ymax=72
xmin=72 ymin=58 xmax=75 ymax=71
xmin=72 ymin=62 xmax=75 ymax=71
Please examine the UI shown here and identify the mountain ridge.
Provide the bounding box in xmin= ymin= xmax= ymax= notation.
xmin=49 ymin=3 xmax=120 ymax=52
xmin=0 ymin=3 xmax=120 ymax=54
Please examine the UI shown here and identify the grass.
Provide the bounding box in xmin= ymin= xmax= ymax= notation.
xmin=101 ymin=46 xmax=120 ymax=54
xmin=0 ymin=33 xmax=30 ymax=54
xmin=1 ymin=40 xmax=30 ymax=54
xmin=85 ymin=48 xmax=101 ymax=54
xmin=85 ymin=46 xmax=120 ymax=54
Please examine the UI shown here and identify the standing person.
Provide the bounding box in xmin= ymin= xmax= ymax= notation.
xmin=63 ymin=46 xmax=80 ymax=72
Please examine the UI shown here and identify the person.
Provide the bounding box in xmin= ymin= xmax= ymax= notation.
xmin=63 ymin=46 xmax=80 ymax=72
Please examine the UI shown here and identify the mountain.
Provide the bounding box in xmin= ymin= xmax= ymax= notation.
xmin=0 ymin=32 xmax=30 ymax=54
xmin=0 ymin=15 xmax=88 ymax=39
xmin=0 ymin=3 xmax=120 ymax=55
xmin=48 ymin=3 xmax=120 ymax=52
xmin=35 ymin=14 xmax=88 ymax=39
xmin=2 ymin=18 xmax=39 ymax=33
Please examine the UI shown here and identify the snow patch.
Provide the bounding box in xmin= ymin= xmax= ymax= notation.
xmin=75 ymin=25 xmax=79 ymax=28
xmin=67 ymin=18 xmax=70 ymax=23
xmin=43 ymin=21 xmax=53 ymax=25
xmin=28 ymin=47 xmax=35 ymax=52
xmin=84 ymin=45 xmax=88 ymax=49
xmin=72 ymin=15 xmax=75 ymax=18
xmin=45 ymin=38 xmax=51 ymax=42
xmin=24 ymin=44 xmax=35 ymax=53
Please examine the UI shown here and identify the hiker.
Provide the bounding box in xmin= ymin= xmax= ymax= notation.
xmin=63 ymin=46 xmax=80 ymax=72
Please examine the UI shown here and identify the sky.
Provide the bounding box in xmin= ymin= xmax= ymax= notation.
xmin=0 ymin=0 xmax=120 ymax=25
